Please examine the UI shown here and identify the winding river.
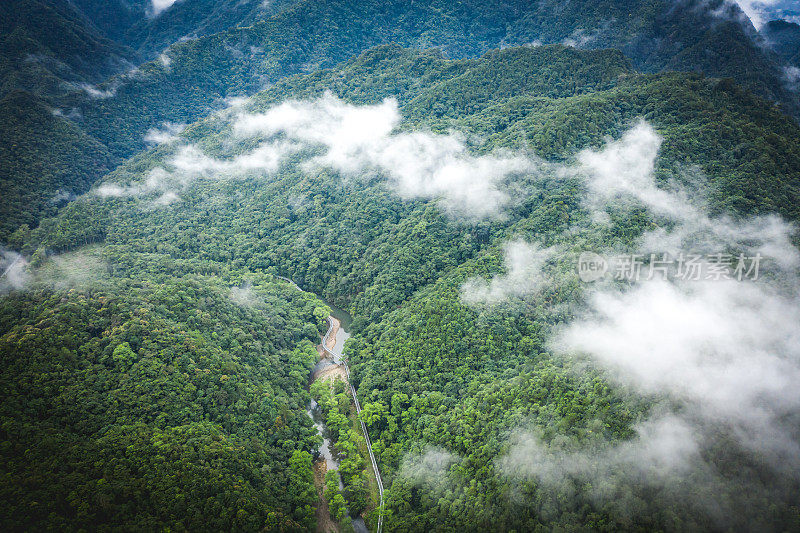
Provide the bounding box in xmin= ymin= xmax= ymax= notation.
xmin=307 ymin=303 xmax=369 ymax=533
xmin=278 ymin=277 xmax=381 ymax=533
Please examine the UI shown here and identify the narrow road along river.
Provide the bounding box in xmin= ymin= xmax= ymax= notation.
xmin=279 ymin=276 xmax=382 ymax=533
xmin=311 ymin=315 xmax=370 ymax=533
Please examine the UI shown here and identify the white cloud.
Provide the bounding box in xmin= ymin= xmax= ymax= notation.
xmin=229 ymin=283 xmax=261 ymax=308
xmin=144 ymin=122 xmax=185 ymax=145
xmin=96 ymin=140 xmax=298 ymax=205
xmin=461 ymin=240 xmax=557 ymax=306
xmin=398 ymin=447 xmax=458 ymax=490
xmin=556 ymin=278 xmax=800 ymax=461
xmin=785 ymin=66 xmax=800 ymax=90
xmin=731 ymin=0 xmax=783 ymax=28
xmin=500 ymin=415 xmax=702 ymax=485
xmin=0 ymin=250 xmax=108 ymax=295
xmin=562 ymin=28 xmax=600 ymax=49
xmin=0 ymin=249 xmax=30 ymax=294
xmin=50 ymin=189 xmax=76 ymax=204
xmin=76 ymin=82 xmax=116 ymax=99
xmin=98 ymin=94 xmax=538 ymax=216
xmin=574 ymin=121 xmax=671 ymax=212
xmin=235 ymin=93 xmax=534 ymax=218
xmin=150 ymin=0 xmax=179 ymax=17
xmin=478 ymin=121 xmax=800 ymax=520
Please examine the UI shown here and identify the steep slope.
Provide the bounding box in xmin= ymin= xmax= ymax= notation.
xmin=65 ymin=0 xmax=799 ymax=162
xmin=0 ymin=0 xmax=136 ymax=98
xmin=0 ymin=91 xmax=116 ymax=241
xmin=121 ymin=0 xmax=298 ymax=57
xmin=3 ymin=0 xmax=799 ymax=244
xmin=10 ymin=44 xmax=800 ymax=529
xmin=66 ymin=0 xmax=297 ymax=57
xmin=763 ymin=19 xmax=800 ymax=66
xmin=0 ymin=264 xmax=326 ymax=531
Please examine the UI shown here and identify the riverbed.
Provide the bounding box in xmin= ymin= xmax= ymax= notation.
xmin=307 ymin=308 xmax=367 ymax=533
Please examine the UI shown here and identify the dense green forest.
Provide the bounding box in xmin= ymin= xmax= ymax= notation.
xmin=3 ymin=0 xmax=800 ymax=242
xmin=3 ymin=0 xmax=800 ymax=530
xmin=0 ymin=250 xmax=331 ymax=530
xmin=3 ymin=40 xmax=800 ymax=530
xmin=0 ymin=90 xmax=117 ymax=240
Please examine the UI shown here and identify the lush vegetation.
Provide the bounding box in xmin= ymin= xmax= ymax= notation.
xmin=3 ymin=42 xmax=799 ymax=531
xmin=0 ymin=245 xmax=333 ymax=530
xmin=3 ymin=0 xmax=799 ymax=244
xmin=311 ymin=378 xmax=373 ymax=521
xmin=0 ymin=91 xmax=117 ymax=241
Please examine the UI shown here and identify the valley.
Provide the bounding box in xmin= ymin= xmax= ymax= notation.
xmin=2 ymin=1 xmax=800 ymax=532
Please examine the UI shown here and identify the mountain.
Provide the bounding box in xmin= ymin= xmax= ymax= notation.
xmin=0 ymin=90 xmax=116 ymax=241
xmin=0 ymin=0 xmax=136 ymax=99
xmin=58 ymin=0 xmax=800 ymax=159
xmin=120 ymin=0 xmax=298 ymax=57
xmin=5 ymin=43 xmax=800 ymax=531
xmin=4 ymin=0 xmax=800 ymax=244
xmin=763 ymin=19 xmax=800 ymax=66
xmin=63 ymin=0 xmax=301 ymax=58
xmin=4 ymin=2 xmax=800 ymax=531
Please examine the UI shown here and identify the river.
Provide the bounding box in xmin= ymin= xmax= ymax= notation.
xmin=307 ymin=302 xmax=368 ymax=533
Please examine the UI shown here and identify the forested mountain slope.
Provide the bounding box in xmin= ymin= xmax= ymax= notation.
xmin=0 ymin=91 xmax=116 ymax=240
xmin=122 ymin=0 xmax=298 ymax=57
xmin=6 ymin=44 xmax=800 ymax=530
xmin=0 ymin=263 xmax=329 ymax=530
xmin=68 ymin=0 xmax=800 ymax=163
xmin=4 ymin=0 xmax=800 ymax=246
xmin=0 ymin=0 xmax=136 ymax=98
xmin=763 ymin=19 xmax=800 ymax=66
xmin=66 ymin=0 xmax=296 ymax=57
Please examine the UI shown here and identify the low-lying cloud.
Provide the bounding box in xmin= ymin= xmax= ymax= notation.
xmin=150 ymin=0 xmax=180 ymax=17
xmin=0 ymin=249 xmax=108 ymax=295
xmin=0 ymin=248 xmax=30 ymax=294
xmin=98 ymin=93 xmax=537 ymax=216
xmin=500 ymin=414 xmax=703 ymax=490
xmin=229 ymin=283 xmax=263 ymax=308
xmin=144 ymin=122 xmax=185 ymax=145
xmin=76 ymin=82 xmax=117 ymax=99
xmin=732 ymin=0 xmax=784 ymax=28
xmin=96 ymin=141 xmax=297 ymax=205
xmin=461 ymin=240 xmax=557 ymax=306
xmin=398 ymin=446 xmax=458 ymax=491
xmin=480 ymin=120 xmax=800 ymax=523
xmin=234 ymin=93 xmax=534 ymax=218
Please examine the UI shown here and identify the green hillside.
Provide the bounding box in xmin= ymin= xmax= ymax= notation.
xmin=0 ymin=0 xmax=136 ymax=98
xmin=0 ymin=90 xmax=117 ymax=241
xmin=64 ymin=0 xmax=800 ymax=162
xmin=3 ymin=0 xmax=799 ymax=244
xmin=5 ymin=44 xmax=800 ymax=531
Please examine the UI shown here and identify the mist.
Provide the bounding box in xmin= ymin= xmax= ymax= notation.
xmin=732 ymin=0 xmax=784 ymax=27
xmin=96 ymin=141 xmax=298 ymax=205
xmin=460 ymin=240 xmax=557 ymax=306
xmin=0 ymin=248 xmax=30 ymax=294
xmin=144 ymin=122 xmax=185 ymax=145
xmin=150 ymin=0 xmax=180 ymax=17
xmin=76 ymin=82 xmax=117 ymax=99
xmin=397 ymin=446 xmax=458 ymax=492
xmin=0 ymin=249 xmax=108 ymax=295
xmin=234 ymin=93 xmax=534 ymax=218
xmin=480 ymin=120 xmax=800 ymax=525
xmin=98 ymin=93 xmax=537 ymax=217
